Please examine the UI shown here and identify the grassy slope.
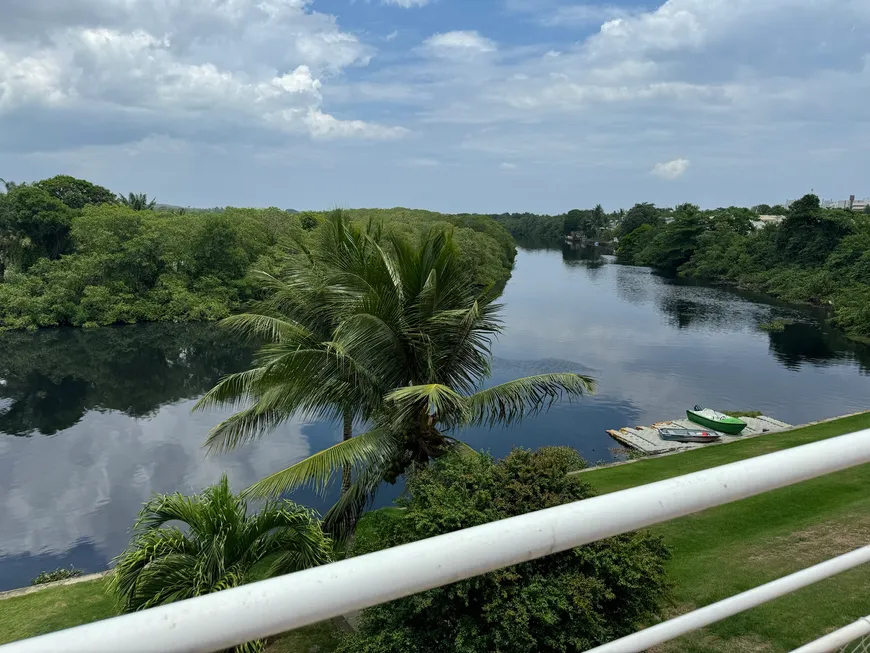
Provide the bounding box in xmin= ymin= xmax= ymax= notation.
xmin=0 ymin=579 xmax=117 ymax=644
xmin=0 ymin=577 xmax=341 ymax=651
xmin=581 ymin=411 xmax=870 ymax=652
xmin=3 ymin=413 xmax=868 ymax=651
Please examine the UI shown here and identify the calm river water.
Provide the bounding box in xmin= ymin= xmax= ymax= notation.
xmin=2 ymin=242 xmax=870 ymax=589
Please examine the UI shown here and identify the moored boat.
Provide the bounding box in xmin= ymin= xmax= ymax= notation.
xmin=686 ymin=406 xmax=747 ymax=435
xmin=657 ymin=427 xmax=721 ymax=443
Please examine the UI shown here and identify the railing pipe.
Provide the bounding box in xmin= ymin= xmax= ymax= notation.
xmin=4 ymin=428 xmax=870 ymax=653
xmin=586 ymin=545 xmax=870 ymax=653
xmin=791 ymin=616 xmax=870 ymax=653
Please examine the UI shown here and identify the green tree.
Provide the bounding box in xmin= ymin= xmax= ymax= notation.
xmin=753 ymin=203 xmax=773 ymax=215
xmin=778 ymin=194 xmax=852 ymax=267
xmin=198 ymin=213 xmax=383 ymax=495
xmin=591 ymin=203 xmax=607 ymax=234
xmin=197 ymin=217 xmax=595 ymax=537
xmin=615 ymin=224 xmax=655 ymax=264
xmin=340 ymin=447 xmax=670 ymax=653
xmin=118 ymin=192 xmax=157 ymax=211
xmin=863 ymin=205 xmax=870 ymax=216
xmin=641 ymin=203 xmax=706 ymax=270
xmin=0 ymin=185 xmax=74 ymax=271
xmin=617 ymin=202 xmax=661 ymax=237
xmin=34 ymin=175 xmax=117 ymax=209
xmin=770 ymin=205 xmax=788 ymax=215
xmin=109 ymin=475 xmax=331 ymax=653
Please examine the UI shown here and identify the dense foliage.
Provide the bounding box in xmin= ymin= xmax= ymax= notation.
xmin=616 ymin=195 xmax=870 ymax=339
xmin=0 ymin=176 xmax=515 ymax=330
xmin=492 ymin=205 xmax=619 ymax=241
xmin=31 ymin=567 xmax=84 ymax=586
xmin=197 ymin=215 xmax=593 ymax=538
xmin=110 ymin=475 xmax=331 ymax=652
xmin=341 ymin=447 xmax=670 ymax=653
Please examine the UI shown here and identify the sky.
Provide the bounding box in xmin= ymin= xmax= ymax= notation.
xmin=0 ymin=0 xmax=867 ymax=213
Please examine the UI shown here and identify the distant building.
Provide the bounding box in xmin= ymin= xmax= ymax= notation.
xmin=751 ymin=215 xmax=786 ymax=230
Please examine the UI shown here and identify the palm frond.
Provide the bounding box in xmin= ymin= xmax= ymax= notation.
xmin=443 ymin=437 xmax=481 ymax=460
xmin=134 ymin=493 xmax=205 ymax=533
xmin=244 ymin=427 xmax=397 ymax=497
xmin=322 ymin=461 xmax=388 ymax=543
xmin=203 ymin=405 xmax=287 ymax=454
xmin=461 ymin=373 xmax=597 ymax=429
xmin=385 ymin=384 xmax=471 ymax=428
xmin=219 ymin=313 xmax=314 ymax=345
xmin=193 ymin=368 xmax=266 ymax=412
xmin=109 ymin=528 xmax=197 ymax=608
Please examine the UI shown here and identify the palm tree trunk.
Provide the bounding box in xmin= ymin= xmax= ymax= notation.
xmin=341 ymin=410 xmax=353 ymax=495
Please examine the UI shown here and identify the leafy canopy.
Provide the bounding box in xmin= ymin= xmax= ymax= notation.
xmin=341 ymin=447 xmax=671 ymax=653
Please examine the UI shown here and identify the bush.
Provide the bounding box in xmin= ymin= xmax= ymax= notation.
xmin=32 ymin=567 xmax=84 ymax=585
xmin=341 ymin=448 xmax=670 ymax=653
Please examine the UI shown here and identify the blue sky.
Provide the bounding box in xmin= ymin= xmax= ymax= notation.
xmin=0 ymin=0 xmax=867 ymax=213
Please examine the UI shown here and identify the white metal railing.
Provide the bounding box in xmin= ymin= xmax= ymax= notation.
xmin=3 ymin=428 xmax=870 ymax=653
xmin=587 ymin=545 xmax=870 ymax=653
xmin=794 ymin=617 xmax=870 ymax=653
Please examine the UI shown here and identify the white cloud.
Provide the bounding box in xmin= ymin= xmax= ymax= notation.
xmin=423 ymin=30 xmax=497 ymax=58
xmin=0 ymin=0 xmax=405 ymax=149
xmin=542 ymin=4 xmax=634 ymax=27
xmin=382 ymin=0 xmax=432 ymax=6
xmin=2 ymin=0 xmax=870 ymax=211
xmin=651 ymin=158 xmax=690 ymax=180
xmin=500 ymin=162 xmax=518 ymax=170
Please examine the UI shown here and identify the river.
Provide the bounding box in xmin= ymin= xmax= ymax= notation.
xmin=1 ymin=241 xmax=869 ymax=590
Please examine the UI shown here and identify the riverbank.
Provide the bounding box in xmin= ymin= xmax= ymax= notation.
xmin=2 ymin=411 xmax=868 ymax=651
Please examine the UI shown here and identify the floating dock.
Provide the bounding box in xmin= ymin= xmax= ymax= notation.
xmin=607 ymin=414 xmax=793 ymax=455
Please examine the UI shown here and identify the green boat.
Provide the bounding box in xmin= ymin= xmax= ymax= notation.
xmin=686 ymin=406 xmax=747 ymax=435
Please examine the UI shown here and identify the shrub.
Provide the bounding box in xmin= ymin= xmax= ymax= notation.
xmin=31 ymin=567 xmax=84 ymax=585
xmin=341 ymin=448 xmax=670 ymax=653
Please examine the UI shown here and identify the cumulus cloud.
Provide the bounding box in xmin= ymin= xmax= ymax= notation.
xmin=423 ymin=31 xmax=497 ymax=57
xmin=651 ymin=158 xmax=690 ymax=180
xmin=2 ymin=0 xmax=870 ymax=211
xmin=0 ymin=0 xmax=405 ymax=151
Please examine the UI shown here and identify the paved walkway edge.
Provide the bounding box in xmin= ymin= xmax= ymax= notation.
xmin=0 ymin=571 xmax=111 ymax=601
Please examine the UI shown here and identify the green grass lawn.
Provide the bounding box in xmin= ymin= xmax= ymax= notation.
xmin=3 ymin=412 xmax=868 ymax=652
xmin=0 ymin=577 xmax=342 ymax=651
xmin=580 ymin=411 xmax=870 ymax=652
xmin=0 ymin=579 xmax=117 ymax=645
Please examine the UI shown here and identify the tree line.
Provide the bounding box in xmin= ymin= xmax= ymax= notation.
xmin=491 ymin=204 xmax=622 ymax=241
xmin=614 ymin=195 xmax=870 ymax=340
xmin=0 ymin=175 xmax=514 ymax=331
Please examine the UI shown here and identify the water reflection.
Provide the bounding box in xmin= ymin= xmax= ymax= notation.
xmin=0 ymin=324 xmax=257 ymax=437
xmin=768 ymin=322 xmax=870 ymax=373
xmin=2 ymin=244 xmax=870 ymax=589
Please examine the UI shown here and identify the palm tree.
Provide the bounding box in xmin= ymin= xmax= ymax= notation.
xmin=0 ymin=178 xmax=18 ymax=192
xmin=196 ymin=212 xmax=385 ymax=495
xmin=109 ymin=475 xmax=331 ymax=653
xmin=118 ymin=192 xmax=157 ymax=211
xmin=198 ymin=216 xmax=596 ymax=537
